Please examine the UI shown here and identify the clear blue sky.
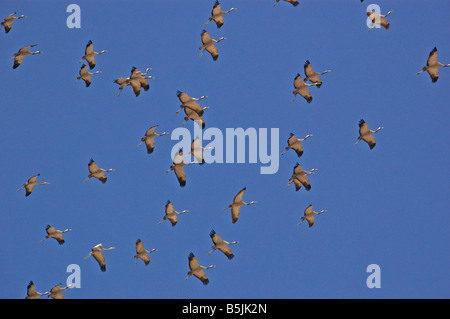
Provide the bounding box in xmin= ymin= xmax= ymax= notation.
xmin=0 ymin=0 xmax=449 ymax=299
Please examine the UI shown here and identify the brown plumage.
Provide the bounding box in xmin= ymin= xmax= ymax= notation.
xmin=138 ymin=125 xmax=168 ymax=154
xmin=79 ymin=40 xmax=106 ymax=69
xmin=48 ymin=284 xmax=72 ymax=299
xmin=25 ymin=281 xmax=49 ymax=299
xmin=355 ymin=119 xmax=383 ymax=149
xmin=367 ymin=10 xmax=392 ymax=31
xmin=287 ymin=163 xmax=317 ymax=191
xmin=303 ymin=60 xmax=331 ymax=88
xmin=165 ymin=149 xmax=195 ymax=187
xmin=298 ymin=204 xmax=327 ymax=228
xmin=41 ymin=225 xmax=71 ymax=245
xmin=10 ymin=45 xmax=41 ymax=69
xmin=84 ymin=159 xmax=115 ymax=184
xmin=114 ymin=67 xmax=155 ymax=97
xmin=185 ymin=252 xmax=215 ymax=285
xmin=292 ymin=73 xmax=317 ymax=103
xmin=134 ymin=239 xmax=157 ymax=266
xmin=177 ymin=91 xmax=209 ymax=129
xmin=74 ymin=64 xmax=101 ymax=87
xmin=273 ymin=0 xmax=299 ymax=7
xmin=204 ymin=1 xmax=237 ymax=28
xmin=158 ymin=200 xmax=189 ymax=227
xmin=199 ymin=30 xmax=226 ymax=61
xmin=416 ymin=47 xmax=450 ymax=83
xmin=84 ymin=243 xmax=115 ymax=272
xmin=1 ymin=12 xmax=26 ymax=33
xmin=223 ymin=187 xmax=257 ymax=224
xmin=280 ymin=133 xmax=312 ymax=157
xmin=17 ymin=174 xmax=50 ymax=197
xmin=208 ymin=230 xmax=238 ymax=260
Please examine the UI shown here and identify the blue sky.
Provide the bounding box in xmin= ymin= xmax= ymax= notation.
xmin=0 ymin=0 xmax=449 ymax=299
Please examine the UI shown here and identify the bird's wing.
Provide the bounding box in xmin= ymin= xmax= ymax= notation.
xmin=168 ymin=214 xmax=178 ymax=226
xmin=427 ymin=67 xmax=439 ymax=83
xmin=145 ymin=125 xmax=158 ymax=136
xmin=362 ymin=134 xmax=376 ymax=149
xmin=45 ymin=225 xmax=56 ymax=235
xmin=291 ymin=143 xmax=303 ymax=157
xmin=217 ymin=245 xmax=234 ymax=259
xmin=305 ymin=215 xmax=316 ymax=227
xmin=427 ymin=47 xmax=438 ymax=66
xmin=139 ymin=77 xmax=150 ymax=91
xmin=85 ymin=55 xmax=96 ymax=69
xmin=25 ymin=184 xmax=35 ymax=196
xmin=28 ymin=174 xmax=40 ymax=183
xmin=183 ymin=100 xmax=203 ymax=114
xmin=297 ymin=174 xmax=311 ymax=191
xmin=287 ymin=134 xmax=297 ymax=146
xmin=136 ymin=239 xmax=145 ymax=254
xmin=92 ymin=251 xmax=106 ymax=271
xmin=210 ymin=230 xmax=224 ymax=245
xmin=130 ymin=79 xmax=142 ymax=97
xmin=201 ymin=30 xmax=212 ymax=44
xmin=83 ymin=74 xmax=93 ymax=87
xmin=233 ymin=187 xmax=246 ymax=203
xmin=359 ymin=121 xmax=371 ymax=136
xmin=165 ymin=200 xmax=174 ymax=215
xmin=293 ymin=163 xmax=304 ymax=175
xmin=114 ymin=77 xmax=129 ymax=86
xmin=174 ymin=165 xmax=187 ymax=187
xmin=13 ymin=54 xmax=24 ymax=69
xmin=173 ymin=149 xmax=184 ymax=164
xmin=85 ymin=40 xmax=94 ymax=55
xmin=93 ymin=171 xmax=108 ymax=183
xmin=298 ymin=87 xmax=313 ymax=102
xmin=380 ymin=17 xmax=390 ymax=30
xmin=212 ymin=1 xmax=222 ymax=16
xmin=205 ymin=44 xmax=219 ymax=61
xmin=27 ymin=282 xmax=37 ymax=296
xmin=231 ymin=205 xmax=241 ymax=224
xmin=2 ymin=20 xmax=13 ymax=33
xmin=88 ymin=159 xmax=100 ymax=174
xmin=188 ymin=253 xmax=200 ymax=271
xmin=52 ymin=233 xmax=65 ymax=245
xmin=145 ymin=137 xmax=155 ymax=154
xmin=293 ymin=178 xmax=303 ymax=191
xmin=304 ymin=204 xmax=313 ymax=216
xmin=214 ymin=16 xmax=224 ymax=28
xmin=194 ymin=270 xmax=209 ymax=285
xmin=294 ymin=73 xmax=305 ymax=89
xmin=139 ymin=253 xmax=150 ymax=265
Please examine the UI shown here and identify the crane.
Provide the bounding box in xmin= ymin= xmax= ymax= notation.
xmin=17 ymin=174 xmax=50 ymax=197
xmin=367 ymin=10 xmax=392 ymax=32
xmin=298 ymin=204 xmax=327 ymax=228
xmin=280 ymin=133 xmax=312 ymax=157
xmin=40 ymin=225 xmax=72 ymax=245
xmin=84 ymin=159 xmax=115 ymax=184
xmin=417 ymin=47 xmax=450 ymax=83
xmin=138 ymin=125 xmax=168 ymax=154
xmin=165 ymin=149 xmax=195 ymax=187
xmin=185 ymin=252 xmax=215 ymax=285
xmin=48 ymin=284 xmax=73 ymax=299
xmin=287 ymin=163 xmax=317 ymax=191
xmin=74 ymin=64 xmax=101 ymax=87
xmin=158 ymin=200 xmax=189 ymax=227
xmin=208 ymin=230 xmax=238 ymax=259
xmin=204 ymin=1 xmax=237 ymax=29
xmin=355 ymin=119 xmax=383 ymax=149
xmin=200 ymin=30 xmax=226 ymax=61
xmin=10 ymin=45 xmax=41 ymax=69
xmin=1 ymin=12 xmax=26 ymax=33
xmin=292 ymin=73 xmax=317 ymax=103
xmin=223 ymin=187 xmax=257 ymax=224
xmin=25 ymin=281 xmax=49 ymax=299
xmin=79 ymin=40 xmax=107 ymax=69
xmin=303 ymin=60 xmax=331 ymax=88
xmin=134 ymin=239 xmax=157 ymax=266
xmin=83 ymin=243 xmax=116 ymax=272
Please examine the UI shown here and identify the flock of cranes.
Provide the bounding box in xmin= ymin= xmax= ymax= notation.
xmin=2 ymin=1 xmax=448 ymax=296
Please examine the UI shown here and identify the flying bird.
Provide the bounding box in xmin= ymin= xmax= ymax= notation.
xmin=48 ymin=284 xmax=73 ymax=299
xmin=298 ymin=204 xmax=327 ymax=228
xmin=280 ymin=133 xmax=312 ymax=157
xmin=84 ymin=159 xmax=115 ymax=184
xmin=74 ymin=64 xmax=101 ymax=87
xmin=223 ymin=187 xmax=257 ymax=224
xmin=200 ymin=30 xmax=226 ymax=61
xmin=134 ymin=239 xmax=157 ymax=266
xmin=10 ymin=45 xmax=41 ymax=69
xmin=185 ymin=252 xmax=215 ymax=285
xmin=292 ymin=73 xmax=317 ymax=103
xmin=354 ymin=119 xmax=383 ymax=149
xmin=416 ymin=47 xmax=450 ymax=83
xmin=190 ymin=137 xmax=214 ymax=165
xmin=17 ymin=174 xmax=50 ymax=197
xmin=208 ymin=230 xmax=238 ymax=259
xmin=204 ymin=1 xmax=237 ymax=28
xmin=83 ymin=243 xmax=116 ymax=272
xmin=367 ymin=9 xmax=392 ymax=32
xmin=158 ymin=200 xmax=189 ymax=227
xmin=165 ymin=149 xmax=195 ymax=187
xmin=138 ymin=125 xmax=168 ymax=154
xmin=40 ymin=225 xmax=72 ymax=245
xmin=273 ymin=0 xmax=299 ymax=7
xmin=287 ymin=163 xmax=317 ymax=191
xmin=303 ymin=60 xmax=331 ymax=88
xmin=176 ymin=91 xmax=208 ymax=114
xmin=114 ymin=67 xmax=155 ymax=97
xmin=25 ymin=281 xmax=49 ymax=299
xmin=1 ymin=12 xmax=26 ymax=33
xmin=79 ymin=40 xmax=107 ymax=69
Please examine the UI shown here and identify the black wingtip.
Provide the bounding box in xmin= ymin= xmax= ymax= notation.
xmin=210 ymin=229 xmax=216 ymax=237
xmin=227 ymin=254 xmax=235 ymax=260
xmin=202 ymin=279 xmax=210 ymax=285
xmin=100 ymin=265 xmax=106 ymax=272
xmin=359 ymin=119 xmax=366 ymax=127
xmin=188 ymin=252 xmax=195 ymax=259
